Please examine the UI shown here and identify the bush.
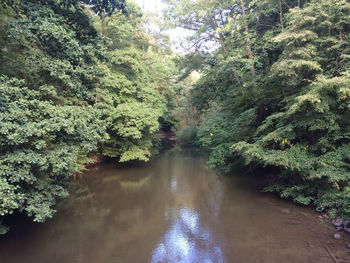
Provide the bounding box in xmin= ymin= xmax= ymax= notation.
xmin=176 ymin=125 xmax=198 ymax=146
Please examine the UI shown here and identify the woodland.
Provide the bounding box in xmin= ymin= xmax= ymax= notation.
xmin=0 ymin=0 xmax=350 ymax=235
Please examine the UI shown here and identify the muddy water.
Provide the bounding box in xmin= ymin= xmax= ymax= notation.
xmin=1 ymin=150 xmax=350 ymax=263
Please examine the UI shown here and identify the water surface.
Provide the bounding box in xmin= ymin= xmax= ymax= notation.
xmin=1 ymin=150 xmax=349 ymax=262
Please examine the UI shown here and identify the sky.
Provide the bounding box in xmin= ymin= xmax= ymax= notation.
xmin=133 ymin=0 xmax=192 ymax=53
xmin=133 ymin=0 xmax=167 ymax=13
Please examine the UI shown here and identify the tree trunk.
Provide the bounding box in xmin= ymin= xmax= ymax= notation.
xmin=208 ymin=15 xmax=227 ymax=53
xmin=336 ymin=29 xmax=345 ymax=73
xmin=208 ymin=15 xmax=241 ymax=85
xmin=340 ymin=30 xmax=344 ymax=44
xmin=240 ymin=0 xmax=249 ymax=33
xmin=240 ymin=0 xmax=256 ymax=78
xmin=232 ymin=67 xmax=241 ymax=86
xmin=279 ymin=0 xmax=284 ymax=31
xmin=101 ymin=12 xmax=107 ymax=37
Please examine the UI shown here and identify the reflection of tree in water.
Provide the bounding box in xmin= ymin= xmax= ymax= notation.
xmin=48 ymin=166 xmax=164 ymax=262
xmin=119 ymin=175 xmax=151 ymax=190
xmin=2 ymin=152 xmax=350 ymax=263
xmin=1 ymin=153 xmax=228 ymax=263
xmin=152 ymin=207 xmax=224 ymax=263
xmin=45 ymin=152 xmax=227 ymax=263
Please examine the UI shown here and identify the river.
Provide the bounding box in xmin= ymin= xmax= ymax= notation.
xmin=0 ymin=149 xmax=349 ymax=262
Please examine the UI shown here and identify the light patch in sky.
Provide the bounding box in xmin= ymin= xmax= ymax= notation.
xmin=133 ymin=0 xmax=193 ymax=53
xmin=133 ymin=0 xmax=166 ymax=13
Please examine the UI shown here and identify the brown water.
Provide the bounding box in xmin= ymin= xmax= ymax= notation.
xmin=1 ymin=150 xmax=350 ymax=263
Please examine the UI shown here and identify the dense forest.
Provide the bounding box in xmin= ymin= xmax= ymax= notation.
xmin=0 ymin=0 xmax=178 ymax=234
xmin=0 ymin=0 xmax=350 ymax=237
xmin=171 ymin=0 xmax=350 ymax=220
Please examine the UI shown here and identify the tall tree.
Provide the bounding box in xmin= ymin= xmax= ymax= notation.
xmin=95 ymin=2 xmax=177 ymax=162
xmin=186 ymin=0 xmax=350 ymax=218
xmin=0 ymin=0 xmax=128 ymax=234
xmin=164 ymin=0 xmax=237 ymax=52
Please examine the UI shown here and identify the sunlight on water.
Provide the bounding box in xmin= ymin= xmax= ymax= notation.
xmin=151 ymin=207 xmax=224 ymax=263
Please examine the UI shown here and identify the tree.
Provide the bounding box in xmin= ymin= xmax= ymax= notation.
xmin=164 ymin=0 xmax=238 ymax=52
xmin=172 ymin=0 xmax=350 ymax=218
xmin=95 ymin=5 xmax=177 ymax=162
xmin=0 ymin=0 xmax=111 ymax=233
xmin=0 ymin=0 xmax=177 ymax=234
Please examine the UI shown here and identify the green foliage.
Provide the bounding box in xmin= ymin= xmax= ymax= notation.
xmin=0 ymin=0 xmax=175 ymax=233
xmin=196 ymin=108 xmax=256 ymax=173
xmin=163 ymin=0 xmax=236 ymax=52
xmin=0 ymin=1 xmax=109 ymax=233
xmin=82 ymin=0 xmax=127 ymax=16
xmin=233 ymin=74 xmax=350 ymax=216
xmin=1 ymin=0 xmax=127 ymax=16
xmin=96 ymin=9 xmax=175 ymax=162
xmin=171 ymin=0 xmax=350 ymax=218
xmin=231 ymin=0 xmax=350 ymax=217
xmin=0 ymin=77 xmax=107 ymax=231
xmin=176 ymin=126 xmax=197 ymax=146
